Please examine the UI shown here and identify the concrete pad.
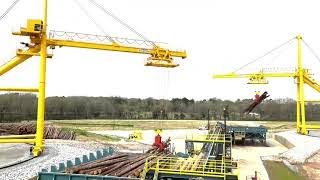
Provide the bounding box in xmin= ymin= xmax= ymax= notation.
xmin=0 ymin=144 xmax=31 ymax=168
xmin=309 ymin=130 xmax=320 ymax=137
xmin=276 ymin=131 xmax=320 ymax=164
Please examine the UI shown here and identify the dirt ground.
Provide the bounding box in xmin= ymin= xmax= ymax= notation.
xmin=233 ymin=139 xmax=288 ymax=180
xmin=299 ymin=149 xmax=320 ymax=180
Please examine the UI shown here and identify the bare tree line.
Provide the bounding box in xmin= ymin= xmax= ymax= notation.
xmin=0 ymin=93 xmax=319 ymax=122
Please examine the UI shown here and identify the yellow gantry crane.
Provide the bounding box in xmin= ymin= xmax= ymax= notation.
xmin=0 ymin=0 xmax=186 ymax=156
xmin=213 ymin=35 xmax=320 ymax=135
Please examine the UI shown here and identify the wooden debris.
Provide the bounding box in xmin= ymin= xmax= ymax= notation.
xmin=0 ymin=122 xmax=76 ymax=140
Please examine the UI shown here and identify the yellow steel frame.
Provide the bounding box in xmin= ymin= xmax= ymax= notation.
xmin=213 ymin=35 xmax=320 ymax=135
xmin=0 ymin=139 xmax=36 ymax=143
xmin=0 ymin=134 xmax=35 ymax=139
xmin=143 ymin=156 xmax=239 ymax=179
xmin=0 ymin=0 xmax=186 ymax=156
xmin=185 ymin=134 xmax=232 ymax=143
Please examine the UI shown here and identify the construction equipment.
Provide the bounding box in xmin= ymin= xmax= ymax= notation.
xmin=150 ymin=129 xmax=172 ymax=153
xmin=129 ymin=131 xmax=143 ymax=141
xmin=141 ymin=123 xmax=239 ymax=180
xmin=37 ymin=122 xmax=238 ymax=180
xmin=218 ymin=122 xmax=268 ymax=145
xmin=213 ymin=35 xmax=320 ymax=135
xmin=0 ymin=0 xmax=187 ymax=156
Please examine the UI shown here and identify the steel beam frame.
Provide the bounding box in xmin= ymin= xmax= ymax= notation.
xmin=213 ymin=35 xmax=320 ymax=135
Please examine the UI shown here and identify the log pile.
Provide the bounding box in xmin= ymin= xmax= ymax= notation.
xmin=65 ymin=153 xmax=164 ymax=178
xmin=0 ymin=122 xmax=76 ymax=140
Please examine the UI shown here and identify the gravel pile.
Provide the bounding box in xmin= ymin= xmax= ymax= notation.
xmin=276 ymin=131 xmax=320 ymax=164
xmin=0 ymin=140 xmax=111 ymax=180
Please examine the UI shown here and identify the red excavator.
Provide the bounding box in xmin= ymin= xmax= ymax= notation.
xmin=147 ymin=129 xmax=172 ymax=153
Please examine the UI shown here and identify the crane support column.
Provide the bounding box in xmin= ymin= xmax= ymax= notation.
xmin=297 ymin=35 xmax=307 ymax=134
xmin=296 ymin=79 xmax=301 ymax=133
xmin=33 ymin=0 xmax=48 ymax=156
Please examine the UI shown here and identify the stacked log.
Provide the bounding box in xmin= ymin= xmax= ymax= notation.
xmin=65 ymin=152 xmax=164 ymax=178
xmin=0 ymin=122 xmax=76 ymax=140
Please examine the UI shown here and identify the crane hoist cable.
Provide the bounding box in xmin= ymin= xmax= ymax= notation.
xmin=302 ymin=40 xmax=320 ymax=64
xmin=0 ymin=0 xmax=20 ymax=22
xmin=233 ymin=37 xmax=296 ymax=73
xmin=157 ymin=69 xmax=171 ymax=135
xmin=87 ymin=0 xmax=156 ymax=47
xmin=72 ymin=0 xmax=115 ymax=43
xmin=0 ymin=0 xmax=21 ymax=66
xmin=163 ymin=69 xmax=171 ymax=119
xmin=264 ymin=39 xmax=294 ymax=69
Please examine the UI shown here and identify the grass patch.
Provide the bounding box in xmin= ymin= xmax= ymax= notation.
xmin=49 ymin=119 xmax=320 ymax=131
xmin=60 ymin=127 xmax=122 ymax=142
xmin=55 ymin=122 xmax=134 ymax=127
xmin=263 ymin=160 xmax=306 ymax=180
xmin=50 ymin=119 xmax=207 ymax=130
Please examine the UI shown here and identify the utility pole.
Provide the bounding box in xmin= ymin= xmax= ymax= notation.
xmin=223 ymin=105 xmax=229 ymax=135
xmin=207 ymin=109 xmax=210 ymax=130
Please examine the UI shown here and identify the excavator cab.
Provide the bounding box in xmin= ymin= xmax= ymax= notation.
xmin=28 ymin=19 xmax=43 ymax=33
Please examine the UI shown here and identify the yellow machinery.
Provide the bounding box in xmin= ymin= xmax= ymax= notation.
xmin=140 ymin=123 xmax=239 ymax=179
xmin=142 ymin=156 xmax=239 ymax=180
xmin=129 ymin=131 xmax=143 ymax=141
xmin=0 ymin=0 xmax=186 ymax=156
xmin=154 ymin=128 xmax=162 ymax=135
xmin=213 ymin=35 xmax=320 ymax=135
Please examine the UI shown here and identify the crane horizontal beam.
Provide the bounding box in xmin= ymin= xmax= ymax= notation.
xmin=0 ymin=87 xmax=38 ymax=92
xmin=213 ymin=72 xmax=297 ymax=79
xmin=0 ymin=134 xmax=35 ymax=139
xmin=47 ymin=39 xmax=187 ymax=58
xmin=0 ymin=138 xmax=36 ymax=143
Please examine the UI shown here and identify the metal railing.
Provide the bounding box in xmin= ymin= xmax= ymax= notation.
xmin=143 ymin=156 xmax=239 ymax=179
xmin=186 ymin=134 xmax=232 ymax=143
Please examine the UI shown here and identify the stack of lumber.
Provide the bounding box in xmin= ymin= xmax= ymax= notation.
xmin=0 ymin=122 xmax=76 ymax=140
xmin=65 ymin=152 xmax=164 ymax=178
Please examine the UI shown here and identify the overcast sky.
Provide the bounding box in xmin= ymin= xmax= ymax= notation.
xmin=1 ymin=0 xmax=320 ymax=101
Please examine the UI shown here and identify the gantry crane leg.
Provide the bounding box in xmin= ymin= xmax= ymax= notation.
xmin=297 ymin=35 xmax=308 ymax=135
xmin=296 ymin=80 xmax=301 ymax=133
xmin=33 ymin=0 xmax=48 ymax=156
